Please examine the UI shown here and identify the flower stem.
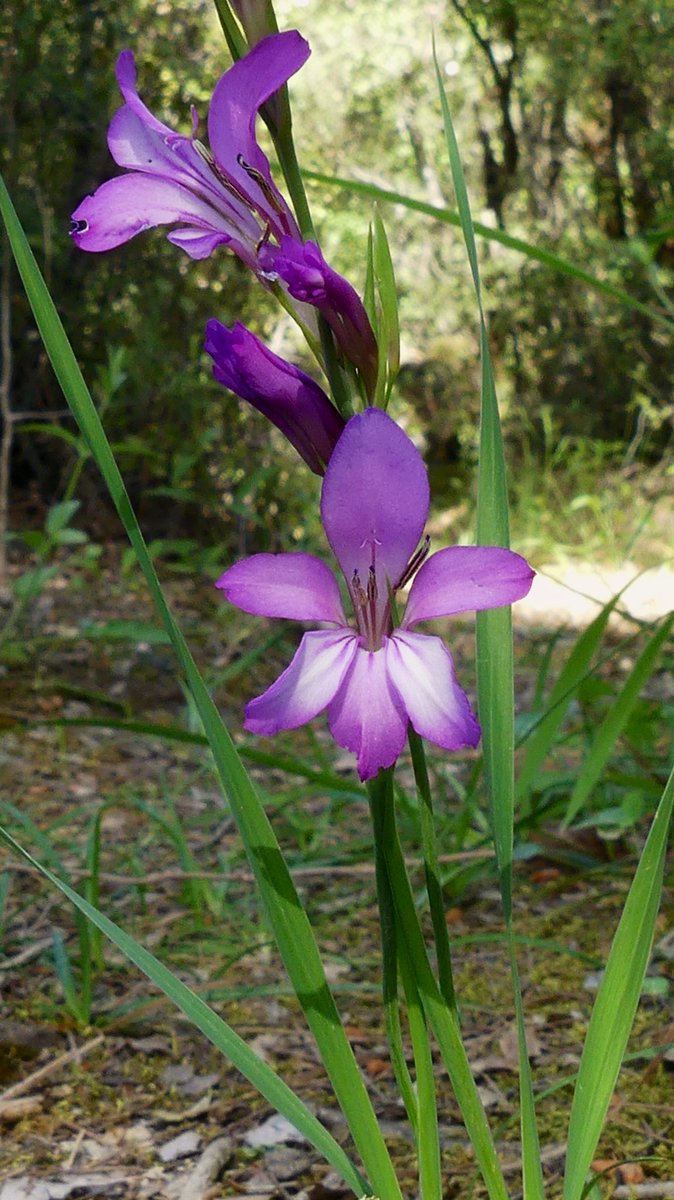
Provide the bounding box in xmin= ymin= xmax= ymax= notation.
xmin=376 ymin=772 xmax=508 ymax=1200
xmin=270 ymin=130 xmax=354 ymax=419
xmin=370 ymin=770 xmax=442 ymax=1200
xmin=273 ymin=132 xmax=315 ymax=242
xmin=407 ymin=728 xmax=457 ymax=1010
xmin=397 ymin=934 xmax=442 ymax=1200
xmin=368 ymin=775 xmax=419 ymax=1137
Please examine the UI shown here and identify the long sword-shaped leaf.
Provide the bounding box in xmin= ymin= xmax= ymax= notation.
xmin=564 ymin=612 xmax=674 ymax=826
xmin=433 ymin=51 xmax=544 ymax=1200
xmin=0 ymin=826 xmax=368 ymax=1196
xmin=516 ymin=596 xmax=618 ymax=804
xmin=302 ymin=170 xmax=673 ymax=333
xmin=562 ymin=761 xmax=674 ymax=1199
xmin=0 ymin=173 xmax=402 ymax=1200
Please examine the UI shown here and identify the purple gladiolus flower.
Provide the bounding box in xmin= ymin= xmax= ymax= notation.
xmin=71 ymin=33 xmax=306 ymax=265
xmin=204 ymin=319 xmax=345 ymax=474
xmin=217 ymin=408 xmax=535 ymax=781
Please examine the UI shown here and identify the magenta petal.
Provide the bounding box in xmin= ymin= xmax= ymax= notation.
xmin=167 ymin=228 xmax=236 ymax=260
xmin=114 ymin=50 xmax=175 ymax=137
xmin=245 ymin=630 xmax=358 ymax=734
xmin=387 ymin=631 xmax=480 ymax=751
xmin=71 ymin=175 xmax=232 ymax=253
xmin=328 ymin=643 xmax=408 ymax=781
xmin=107 ymin=106 xmax=185 ymax=175
xmin=403 ymin=546 xmax=535 ymax=627
xmin=321 ymin=408 xmax=429 ymax=590
xmin=216 ymin=553 xmax=346 ymax=624
xmin=208 ymin=31 xmax=308 ymax=235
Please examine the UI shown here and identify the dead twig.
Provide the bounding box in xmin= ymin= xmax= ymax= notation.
xmin=0 ymin=1033 xmax=105 ymax=1102
xmin=0 ymin=847 xmax=493 ymax=890
xmin=614 ymin=1186 xmax=674 ymax=1199
xmin=0 ymin=934 xmax=53 ymax=970
xmin=181 ymin=1135 xmax=233 ymax=1200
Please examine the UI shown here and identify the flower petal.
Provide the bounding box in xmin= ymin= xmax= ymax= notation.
xmin=204 ymin=320 xmax=344 ymax=473
xmin=328 ymin=642 xmax=408 ymax=780
xmin=321 ymin=408 xmax=429 ymax=590
xmin=403 ymin=546 xmax=535 ymax=627
xmin=70 ymin=174 xmax=233 ymax=254
xmin=245 ymin=629 xmax=358 ymax=734
xmin=168 ymin=228 xmax=241 ymax=261
xmin=208 ymin=31 xmax=308 ymax=236
xmin=216 ymin=552 xmax=346 ymax=623
xmin=387 ymin=631 xmax=480 ymax=750
xmin=114 ymin=50 xmax=175 ymax=137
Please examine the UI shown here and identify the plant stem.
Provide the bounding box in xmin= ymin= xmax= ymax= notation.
xmin=376 ymin=772 xmax=508 ymax=1200
xmin=370 ymin=770 xmax=442 ymax=1199
xmin=369 ymin=775 xmax=419 ymax=1137
xmin=407 ymin=728 xmax=457 ymax=1010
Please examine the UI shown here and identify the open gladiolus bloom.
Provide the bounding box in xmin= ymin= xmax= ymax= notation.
xmin=71 ymin=33 xmax=306 ymax=265
xmin=217 ymin=409 xmax=534 ymax=779
xmin=71 ymin=34 xmax=377 ymax=387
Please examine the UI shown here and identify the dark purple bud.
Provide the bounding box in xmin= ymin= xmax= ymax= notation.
xmin=204 ymin=320 xmax=345 ymax=474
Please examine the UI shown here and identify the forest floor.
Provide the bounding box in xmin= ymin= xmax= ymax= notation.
xmin=0 ymin=549 xmax=672 ymax=1200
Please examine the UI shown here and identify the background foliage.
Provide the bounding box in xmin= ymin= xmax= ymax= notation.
xmin=2 ymin=0 xmax=673 ymax=555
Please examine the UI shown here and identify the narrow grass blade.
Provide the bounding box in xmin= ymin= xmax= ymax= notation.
xmin=434 ymin=52 xmax=544 ymax=1200
xmin=516 ymin=597 xmax=618 ymax=804
xmin=564 ymin=612 xmax=674 ymax=826
xmin=368 ymin=788 xmax=419 ymax=1137
xmin=370 ymin=209 xmax=400 ymax=406
xmin=302 ymin=170 xmax=674 ymax=333
xmin=51 ymin=929 xmax=82 ymax=1021
xmin=0 ymin=174 xmax=403 ymax=1200
xmin=562 ymin=761 xmax=674 ymax=1200
xmin=0 ymin=826 xmax=369 ymax=1197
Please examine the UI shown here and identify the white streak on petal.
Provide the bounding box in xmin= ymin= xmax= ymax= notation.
xmin=245 ymin=630 xmax=357 ymax=735
xmin=387 ymin=631 xmax=480 ymax=751
xmin=328 ymin=641 xmax=408 ymax=781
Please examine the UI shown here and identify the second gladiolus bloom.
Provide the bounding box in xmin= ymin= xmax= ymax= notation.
xmin=217 ymin=408 xmax=534 ymax=780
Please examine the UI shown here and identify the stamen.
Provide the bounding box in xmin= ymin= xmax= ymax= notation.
xmin=256 ymin=222 xmax=273 ymax=253
xmin=236 ymin=154 xmax=287 ymax=217
xmin=394 ymin=534 xmax=431 ymax=592
xmin=194 ymin=140 xmax=251 ymax=204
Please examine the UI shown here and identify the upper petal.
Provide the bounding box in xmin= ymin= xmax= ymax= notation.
xmin=245 ymin=629 xmax=358 ymax=734
xmin=216 ymin=552 xmax=346 ymax=624
xmin=403 ymin=546 xmax=535 ymax=627
xmin=208 ymin=31 xmax=307 ymax=235
xmin=387 ymin=631 xmax=480 ymax=751
xmin=71 ymin=174 xmax=234 ymax=253
xmin=321 ymin=408 xmax=429 ymax=591
xmin=328 ymin=642 xmax=408 ymax=781
xmin=114 ymin=49 xmax=175 ymax=138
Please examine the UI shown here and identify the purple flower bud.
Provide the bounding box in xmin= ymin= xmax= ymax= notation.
xmin=204 ymin=320 xmax=345 ymax=474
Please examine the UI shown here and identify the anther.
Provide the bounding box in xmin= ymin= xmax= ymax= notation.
xmin=236 ymin=154 xmax=287 ymax=216
xmin=195 ymin=140 xmax=250 ymax=203
xmin=351 ymin=568 xmax=367 ymax=607
xmin=394 ymin=535 xmax=431 ymax=591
